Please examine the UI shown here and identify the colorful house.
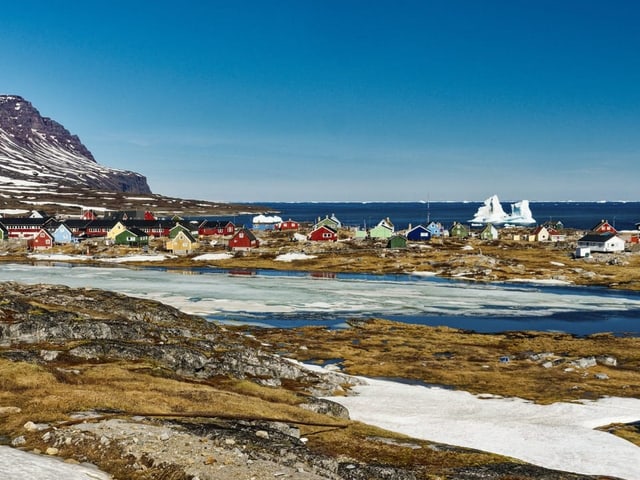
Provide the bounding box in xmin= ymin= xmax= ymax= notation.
xmin=369 ymin=218 xmax=394 ymax=239
xmin=229 ymin=228 xmax=259 ymax=250
xmin=169 ymin=223 xmax=192 ymax=239
xmin=166 ymin=230 xmax=198 ymax=255
xmin=0 ymin=217 xmax=48 ymax=238
xmin=479 ymin=223 xmax=499 ymax=241
xmin=52 ymin=223 xmax=74 ymax=244
xmin=107 ymin=221 xmax=129 ymax=240
xmin=406 ymin=224 xmax=431 ymax=241
xmin=84 ymin=220 xmax=117 ymax=238
xmin=591 ymin=219 xmax=617 ymax=235
xmin=314 ymin=214 xmax=341 ymax=231
xmin=426 ymin=221 xmax=446 ymax=237
xmin=277 ymin=219 xmax=300 ymax=231
xmin=0 ymin=224 xmax=8 ymax=241
xmin=198 ymin=220 xmax=235 ymax=236
xmin=114 ymin=227 xmax=149 ymax=247
xmin=577 ymin=233 xmax=625 ymax=253
xmin=449 ymin=222 xmax=469 ymax=239
xmin=531 ymin=225 xmax=550 ymax=242
xmin=28 ymin=229 xmax=54 ymax=250
xmin=308 ymin=225 xmax=338 ymax=242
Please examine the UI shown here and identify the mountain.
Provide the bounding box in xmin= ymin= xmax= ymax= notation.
xmin=0 ymin=95 xmax=150 ymax=194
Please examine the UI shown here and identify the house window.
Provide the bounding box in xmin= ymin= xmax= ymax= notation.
xmin=239 ymin=232 xmax=244 ymax=238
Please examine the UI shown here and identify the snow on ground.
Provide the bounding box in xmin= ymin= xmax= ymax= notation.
xmin=508 ymin=278 xmax=573 ymax=286
xmin=96 ymin=254 xmax=170 ymax=263
xmin=192 ymin=252 xmax=233 ymax=261
xmin=324 ymin=376 xmax=640 ymax=480
xmin=28 ymin=253 xmax=91 ymax=261
xmin=409 ymin=271 xmax=438 ymax=277
xmin=0 ymin=446 xmax=111 ymax=479
xmin=274 ymin=252 xmax=317 ymax=262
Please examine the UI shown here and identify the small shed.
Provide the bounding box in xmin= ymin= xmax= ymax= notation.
xmin=387 ymin=235 xmax=407 ymax=249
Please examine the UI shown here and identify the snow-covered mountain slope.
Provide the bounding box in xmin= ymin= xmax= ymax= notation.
xmin=0 ymin=95 xmax=150 ymax=194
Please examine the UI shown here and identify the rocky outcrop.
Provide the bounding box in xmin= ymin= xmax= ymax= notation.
xmin=0 ymin=95 xmax=151 ymax=193
xmin=0 ymin=281 xmax=354 ymax=396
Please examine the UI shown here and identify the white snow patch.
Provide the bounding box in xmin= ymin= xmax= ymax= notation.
xmin=325 ymin=376 xmax=640 ymax=480
xmin=97 ymin=255 xmax=170 ymax=263
xmin=0 ymin=445 xmax=111 ymax=479
xmin=274 ymin=252 xmax=317 ymax=262
xmin=192 ymin=253 xmax=234 ymax=261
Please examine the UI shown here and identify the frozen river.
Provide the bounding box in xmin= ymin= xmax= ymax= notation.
xmin=2 ymin=262 xmax=640 ymax=335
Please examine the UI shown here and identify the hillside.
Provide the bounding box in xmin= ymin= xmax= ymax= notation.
xmin=0 ymin=95 xmax=263 ymax=217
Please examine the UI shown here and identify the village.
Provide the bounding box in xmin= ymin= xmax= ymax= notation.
xmin=0 ymin=207 xmax=637 ymax=259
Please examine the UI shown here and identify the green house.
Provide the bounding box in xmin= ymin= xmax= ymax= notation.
xmin=169 ymin=223 xmax=192 ymax=239
xmin=114 ymin=227 xmax=149 ymax=247
xmin=387 ymin=235 xmax=407 ymax=249
xmin=0 ymin=224 xmax=8 ymax=241
xmin=479 ymin=223 xmax=499 ymax=241
xmin=449 ymin=222 xmax=470 ymax=239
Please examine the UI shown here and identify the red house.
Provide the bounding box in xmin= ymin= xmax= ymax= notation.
xmin=229 ymin=228 xmax=259 ymax=250
xmin=308 ymin=225 xmax=337 ymax=242
xmin=28 ymin=229 xmax=54 ymax=250
xmin=591 ymin=219 xmax=617 ymax=234
xmin=278 ymin=219 xmax=300 ymax=231
xmin=199 ymin=220 xmax=236 ymax=236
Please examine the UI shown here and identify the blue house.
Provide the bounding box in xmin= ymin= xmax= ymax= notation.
xmin=406 ymin=225 xmax=431 ymax=241
xmin=52 ymin=223 xmax=74 ymax=244
xmin=426 ymin=221 xmax=446 ymax=237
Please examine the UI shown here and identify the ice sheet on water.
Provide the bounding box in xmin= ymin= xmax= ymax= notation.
xmin=3 ymin=264 xmax=640 ymax=326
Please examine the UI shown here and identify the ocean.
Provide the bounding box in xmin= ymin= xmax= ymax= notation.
xmin=224 ymin=201 xmax=640 ymax=231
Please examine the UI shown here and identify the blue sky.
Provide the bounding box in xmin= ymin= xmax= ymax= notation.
xmin=2 ymin=1 xmax=639 ymax=202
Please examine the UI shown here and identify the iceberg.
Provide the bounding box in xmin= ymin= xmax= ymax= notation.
xmin=470 ymin=195 xmax=536 ymax=226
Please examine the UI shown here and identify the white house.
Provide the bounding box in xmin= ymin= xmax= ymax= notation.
xmin=576 ymin=233 xmax=625 ymax=253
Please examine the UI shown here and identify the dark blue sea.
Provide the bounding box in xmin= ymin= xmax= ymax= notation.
xmin=220 ymin=201 xmax=640 ymax=231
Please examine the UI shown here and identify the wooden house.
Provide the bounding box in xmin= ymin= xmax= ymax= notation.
xmin=0 ymin=224 xmax=8 ymax=241
xmin=426 ymin=221 xmax=446 ymax=237
xmin=449 ymin=222 xmax=469 ymax=239
xmin=314 ymin=214 xmax=341 ymax=231
xmin=548 ymin=228 xmax=566 ymax=242
xmin=308 ymin=225 xmax=338 ymax=242
xmin=577 ymin=233 xmax=625 ymax=253
xmin=84 ymin=220 xmax=117 ymax=238
xmin=0 ymin=217 xmax=49 ymax=238
xmin=82 ymin=209 xmax=97 ymax=221
xmin=114 ymin=227 xmax=149 ymax=247
xmin=52 ymin=223 xmax=74 ymax=244
xmin=591 ymin=219 xmax=617 ymax=235
xmin=169 ymin=223 xmax=192 ymax=239
xmin=406 ymin=225 xmax=431 ymax=241
xmin=166 ymin=230 xmax=198 ymax=255
xmin=369 ymin=218 xmax=394 ymax=239
xmin=198 ymin=220 xmax=235 ymax=236
xmin=229 ymin=228 xmax=259 ymax=250
xmin=532 ymin=225 xmax=550 ymax=242
xmin=107 ymin=221 xmax=129 ymax=240
xmin=387 ymin=235 xmax=407 ymax=249
xmin=277 ymin=219 xmax=300 ymax=231
xmin=28 ymin=229 xmax=54 ymax=250
xmin=479 ymin=223 xmax=499 ymax=241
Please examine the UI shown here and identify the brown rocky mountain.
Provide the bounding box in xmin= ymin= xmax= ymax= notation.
xmin=0 ymin=95 xmax=150 ymax=194
xmin=0 ymin=95 xmax=263 ymax=217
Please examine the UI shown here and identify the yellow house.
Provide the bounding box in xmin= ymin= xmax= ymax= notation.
xmin=166 ymin=230 xmax=198 ymax=255
xmin=106 ymin=221 xmax=129 ymax=240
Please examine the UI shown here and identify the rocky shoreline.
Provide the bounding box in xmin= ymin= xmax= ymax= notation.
xmin=0 ymin=281 xmax=623 ymax=479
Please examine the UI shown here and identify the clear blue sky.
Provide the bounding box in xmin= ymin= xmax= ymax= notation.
xmin=2 ymin=1 xmax=639 ymax=202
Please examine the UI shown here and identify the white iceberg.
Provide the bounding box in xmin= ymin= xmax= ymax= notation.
xmin=470 ymin=195 xmax=535 ymax=226
xmin=252 ymin=214 xmax=283 ymax=224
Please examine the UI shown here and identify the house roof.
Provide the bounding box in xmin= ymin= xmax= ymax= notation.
xmin=578 ymin=232 xmax=618 ymax=243
xmin=233 ymin=228 xmax=257 ymax=241
xmin=175 ymin=230 xmax=197 ymax=242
